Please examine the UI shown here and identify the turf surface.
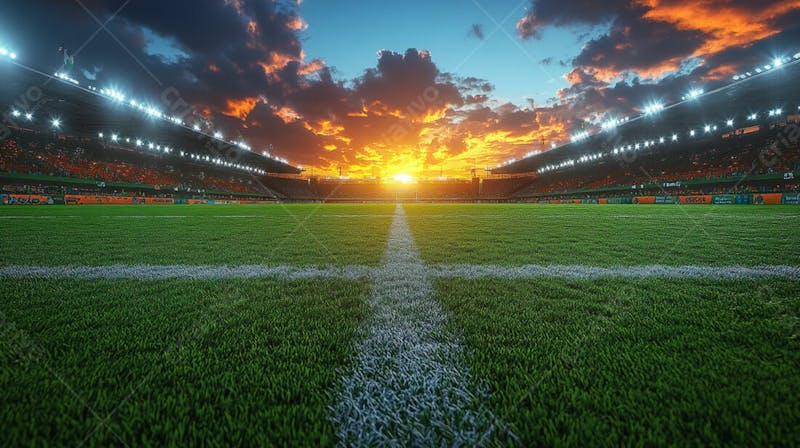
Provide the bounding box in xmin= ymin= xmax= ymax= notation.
xmin=1 ymin=202 xmax=799 ymax=445
xmin=437 ymin=278 xmax=800 ymax=446
xmin=0 ymin=278 xmax=368 ymax=446
xmin=405 ymin=204 xmax=800 ymax=266
xmin=0 ymin=204 xmax=394 ymax=266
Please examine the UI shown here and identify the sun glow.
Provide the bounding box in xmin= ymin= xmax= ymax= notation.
xmin=392 ymin=173 xmax=415 ymax=183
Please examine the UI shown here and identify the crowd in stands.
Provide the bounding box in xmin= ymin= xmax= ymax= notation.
xmin=0 ymin=129 xmax=275 ymax=198
xmin=261 ymin=176 xmax=314 ymax=200
xmin=509 ymin=128 xmax=800 ymax=199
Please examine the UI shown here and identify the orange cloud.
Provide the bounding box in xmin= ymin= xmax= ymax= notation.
xmin=223 ymin=97 xmax=258 ymax=120
xmin=702 ymin=63 xmax=739 ymax=80
xmin=274 ymin=106 xmax=302 ymax=123
xmin=635 ymin=0 xmax=800 ymax=57
xmin=303 ymin=119 xmax=345 ymax=137
xmin=298 ymin=58 xmax=325 ymax=75
xmin=287 ymin=16 xmax=308 ymax=31
xmin=260 ymin=52 xmax=296 ymax=75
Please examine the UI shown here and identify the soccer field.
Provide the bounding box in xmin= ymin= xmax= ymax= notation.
xmin=1 ymin=203 xmax=798 ymax=445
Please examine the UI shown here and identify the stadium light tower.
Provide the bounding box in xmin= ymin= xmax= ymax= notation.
xmin=51 ymin=118 xmax=61 ymax=128
xmin=683 ymin=88 xmax=704 ymax=100
xmin=643 ymin=102 xmax=665 ymax=115
xmin=25 ymin=113 xmax=32 ymax=121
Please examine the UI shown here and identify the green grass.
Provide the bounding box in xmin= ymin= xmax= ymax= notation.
xmin=405 ymin=204 xmax=800 ymax=266
xmin=0 ymin=279 xmax=368 ymax=446
xmin=0 ymin=204 xmax=394 ymax=266
xmin=2 ymin=202 xmax=799 ymax=445
xmin=437 ymin=278 xmax=800 ymax=446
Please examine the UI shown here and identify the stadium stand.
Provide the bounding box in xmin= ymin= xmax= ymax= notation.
xmin=506 ymin=125 xmax=800 ymax=201
xmin=0 ymin=127 xmax=279 ymax=200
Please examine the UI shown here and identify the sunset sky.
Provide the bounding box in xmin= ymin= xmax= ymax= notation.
xmin=4 ymin=0 xmax=800 ymax=178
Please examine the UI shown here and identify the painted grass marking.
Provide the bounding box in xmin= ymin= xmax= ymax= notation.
xmin=432 ymin=264 xmax=800 ymax=280
xmin=0 ymin=265 xmax=373 ymax=280
xmin=0 ymin=264 xmax=798 ymax=281
xmin=0 ymin=215 xmax=81 ymax=219
xmin=0 ymin=215 xmax=396 ymax=220
xmin=331 ymin=204 xmax=506 ymax=446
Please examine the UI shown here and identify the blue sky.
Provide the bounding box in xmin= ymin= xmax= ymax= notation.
xmin=299 ymin=0 xmax=594 ymax=106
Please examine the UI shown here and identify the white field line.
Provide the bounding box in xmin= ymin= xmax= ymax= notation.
xmin=0 ymin=264 xmax=798 ymax=280
xmin=0 ymin=265 xmax=373 ymax=280
xmin=431 ymin=264 xmax=800 ymax=281
xmin=0 ymin=215 xmax=396 ymax=219
xmin=331 ymin=205 xmax=505 ymax=446
xmin=0 ymin=215 xmax=82 ymax=219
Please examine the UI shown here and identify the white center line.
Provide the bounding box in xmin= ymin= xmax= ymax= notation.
xmin=331 ymin=205 xmax=506 ymax=446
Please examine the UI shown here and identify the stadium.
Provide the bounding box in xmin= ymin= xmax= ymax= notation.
xmin=1 ymin=1 xmax=799 ymax=446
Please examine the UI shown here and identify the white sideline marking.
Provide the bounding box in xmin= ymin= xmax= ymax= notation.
xmin=0 ymin=215 xmax=396 ymax=220
xmin=0 ymin=265 xmax=372 ymax=280
xmin=331 ymin=205 xmax=504 ymax=446
xmin=0 ymin=264 xmax=798 ymax=281
xmin=431 ymin=264 xmax=800 ymax=280
xmin=0 ymin=215 xmax=81 ymax=219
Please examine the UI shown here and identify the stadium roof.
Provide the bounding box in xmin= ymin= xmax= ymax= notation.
xmin=0 ymin=60 xmax=301 ymax=175
xmin=492 ymin=55 xmax=800 ymax=175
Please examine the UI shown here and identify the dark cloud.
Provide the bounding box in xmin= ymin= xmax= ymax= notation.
xmin=467 ymin=24 xmax=485 ymax=40
xmin=572 ymin=13 xmax=708 ymax=80
xmin=517 ymin=0 xmax=627 ymax=39
xmin=354 ymin=49 xmax=463 ymax=119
